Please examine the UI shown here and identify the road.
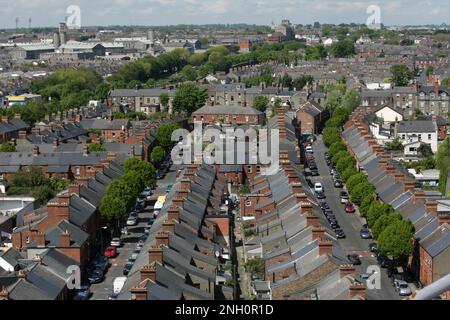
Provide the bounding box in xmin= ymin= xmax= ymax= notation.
xmin=89 ymin=163 xmax=180 ymax=300
xmin=311 ymin=135 xmax=401 ymax=300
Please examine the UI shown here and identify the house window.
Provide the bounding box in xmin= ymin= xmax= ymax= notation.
xmin=245 ymin=116 xmax=249 ymax=122
xmin=112 ymin=132 xmax=116 ymax=137
xmin=402 ymin=134 xmax=406 ymax=140
xmin=245 ymin=200 xmax=252 ymax=207
xmin=231 ymin=96 xmax=234 ymax=102
xmin=75 ymin=166 xmax=80 ymax=175
xmin=87 ymin=166 xmax=92 ymax=171
xmin=247 ymin=165 xmax=253 ymax=173
xmin=256 ymin=165 xmax=261 ymax=173
xmin=418 ymin=134 xmax=422 ymax=140
xmin=26 ymin=236 xmax=30 ymax=244
xmin=428 ymin=134 xmax=432 ymax=140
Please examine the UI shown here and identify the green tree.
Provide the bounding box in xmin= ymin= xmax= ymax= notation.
xmin=323 ymin=127 xmax=341 ymax=147
xmin=336 ymin=155 xmax=356 ymax=174
xmin=328 ymin=141 xmax=347 ymax=157
xmin=346 ymin=173 xmax=368 ymax=193
xmin=252 ymin=96 xmax=269 ymax=112
xmin=124 ymin=157 xmax=157 ymax=188
xmin=372 ymin=212 xmax=402 ymax=240
xmin=330 ymin=39 xmax=356 ymax=58
xmin=342 ymin=166 xmax=358 ymax=182
xmin=332 ymin=150 xmax=350 ymax=165
xmin=378 ymin=220 xmax=414 ymax=259
xmin=342 ymin=89 xmax=361 ymax=113
xmin=360 ymin=194 xmax=375 ymax=218
xmin=293 ymin=75 xmax=313 ymax=91
xmin=390 ymin=64 xmax=413 ymax=86
xmin=325 ymin=90 xmax=342 ymax=112
xmin=32 ymin=186 xmax=55 ymax=206
xmin=426 ymin=65 xmax=434 ymax=76
xmin=0 ymin=142 xmax=16 ymax=152
xmin=172 ymin=83 xmax=207 ymax=115
xmin=151 ymin=146 xmax=165 ymax=165
xmin=87 ymin=142 xmax=106 ymax=152
xmin=350 ymin=182 xmax=375 ymax=206
xmin=159 ymin=93 xmax=170 ymax=110
xmin=281 ymin=73 xmax=293 ymax=89
xmin=156 ymin=122 xmax=181 ymax=149
xmin=180 ymin=65 xmax=197 ymax=81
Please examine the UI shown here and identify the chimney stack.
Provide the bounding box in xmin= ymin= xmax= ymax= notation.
xmin=69 ymin=183 xmax=81 ymax=196
xmin=130 ymin=285 xmax=148 ymax=301
xmin=305 ymin=213 xmax=319 ymax=227
xmin=155 ymin=232 xmax=170 ymax=247
xmin=349 ymin=282 xmax=366 ymax=300
xmin=318 ymin=239 xmax=334 ymax=255
xmin=425 ymin=200 xmax=438 ymax=215
xmin=312 ymin=226 xmax=326 ymax=241
xmin=168 ymin=206 xmax=180 ymax=222
xmin=1 ymin=115 xmax=8 ymax=123
xmin=148 ymin=245 xmax=163 ymax=264
xmin=339 ymin=264 xmax=356 ymax=277
xmin=32 ymin=146 xmax=40 ymax=156
xmin=18 ymin=130 xmax=27 ymax=140
xmin=438 ymin=213 xmax=450 ymax=226
xmin=162 ymin=220 xmax=176 ymax=234
xmin=140 ymin=263 xmax=157 ymax=282
xmin=60 ymin=230 xmax=71 ymax=247
xmin=0 ymin=287 xmax=9 ymax=300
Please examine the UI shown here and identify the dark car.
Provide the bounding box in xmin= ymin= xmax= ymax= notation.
xmin=123 ymin=262 xmax=134 ymax=276
xmin=315 ymin=191 xmax=326 ymax=199
xmin=324 ymin=209 xmax=333 ymax=217
xmin=93 ymin=256 xmax=111 ymax=273
xmin=326 ymin=159 xmax=331 ymax=166
xmin=360 ymin=228 xmax=372 ymax=239
xmin=334 ymin=173 xmax=341 ymax=180
xmin=377 ymin=255 xmax=392 ymax=268
xmin=324 ymin=152 xmax=330 ymax=160
xmin=88 ymin=269 xmax=104 ymax=284
xmin=306 ymin=178 xmax=314 ymax=188
xmin=310 ymin=169 xmax=319 ymax=176
xmin=334 ymin=228 xmax=346 ymax=239
xmin=326 ymin=214 xmax=336 ymax=222
xmin=73 ymin=286 xmax=91 ymax=300
xmin=347 ymin=254 xmax=362 ymax=265
xmin=329 ymin=219 xmax=340 ymax=229
xmin=369 ymin=242 xmax=379 ymax=253
xmin=334 ymin=179 xmax=343 ymax=188
xmin=387 ymin=267 xmax=399 ymax=278
xmin=319 ymin=202 xmax=329 ymax=210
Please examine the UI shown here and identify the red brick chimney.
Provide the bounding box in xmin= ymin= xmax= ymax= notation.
xmin=178 ymin=189 xmax=189 ymax=200
xmin=295 ymin=193 xmax=307 ymax=203
xmin=404 ymin=180 xmax=415 ymax=192
xmin=148 ymin=245 xmax=163 ymax=264
xmin=413 ymin=191 xmax=426 ymax=203
xmin=130 ymin=285 xmax=148 ymax=301
xmin=14 ymin=113 xmax=21 ymax=120
xmin=291 ymin=182 xmax=303 ymax=194
xmin=349 ymin=282 xmax=366 ymax=300
xmin=312 ymin=226 xmax=326 ymax=241
xmin=155 ymin=232 xmax=170 ymax=247
xmin=434 ymin=80 xmax=439 ymax=95
xmin=162 ymin=220 xmax=176 ymax=234
xmin=47 ymin=200 xmax=70 ymax=226
xmin=425 ymin=200 xmax=438 ymax=215
xmin=180 ymin=178 xmax=191 ymax=191
xmin=339 ymin=264 xmax=356 ymax=277
xmin=1 ymin=115 xmax=8 ymax=123
xmin=172 ymin=195 xmax=185 ymax=208
xmin=301 ymin=202 xmax=313 ymax=215
xmin=318 ymin=239 xmax=333 ymax=255
xmin=438 ymin=213 xmax=450 ymax=226
xmin=60 ymin=230 xmax=71 ymax=247
xmin=140 ymin=263 xmax=157 ymax=282
xmin=168 ymin=206 xmax=180 ymax=222
xmin=0 ymin=287 xmax=9 ymax=300
xmin=35 ymin=232 xmax=45 ymax=247
xmin=68 ymin=184 xmax=81 ymax=196
xmin=306 ymin=213 xmax=319 ymax=227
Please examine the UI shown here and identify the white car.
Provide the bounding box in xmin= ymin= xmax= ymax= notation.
xmin=126 ymin=216 xmax=138 ymax=226
xmin=396 ymin=281 xmax=412 ymax=296
xmin=305 ymin=145 xmax=313 ymax=153
xmin=314 ymin=182 xmax=323 ymax=192
xmin=110 ymin=237 xmax=122 ymax=247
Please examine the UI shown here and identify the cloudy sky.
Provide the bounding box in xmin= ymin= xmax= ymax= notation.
xmin=0 ymin=0 xmax=448 ymax=29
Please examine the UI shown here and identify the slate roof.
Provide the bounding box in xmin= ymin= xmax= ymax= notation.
xmin=193 ymin=104 xmax=263 ymax=116
xmin=45 ymin=220 xmax=89 ymax=248
xmin=397 ymin=120 xmax=436 ymax=133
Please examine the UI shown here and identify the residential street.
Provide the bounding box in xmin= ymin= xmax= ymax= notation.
xmin=311 ymin=135 xmax=401 ymax=301
xmin=89 ymin=164 xmax=180 ymax=300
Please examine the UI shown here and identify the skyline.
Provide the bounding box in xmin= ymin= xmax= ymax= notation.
xmin=0 ymin=0 xmax=449 ymax=30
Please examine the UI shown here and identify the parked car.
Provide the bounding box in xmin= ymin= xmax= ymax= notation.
xmin=369 ymin=242 xmax=379 ymax=253
xmin=334 ymin=228 xmax=346 ymax=239
xmin=334 ymin=173 xmax=341 ymax=180
xmin=73 ymin=286 xmax=91 ymax=300
xmin=314 ymin=182 xmax=323 ymax=192
xmin=176 ymin=169 xmax=182 ymax=177
xmin=306 ymin=178 xmax=314 ymax=188
xmin=88 ymin=269 xmax=104 ymax=284
xmin=110 ymin=237 xmax=123 ymax=247
xmin=104 ymin=246 xmax=117 ymax=258
xmin=347 ymin=254 xmax=362 ymax=265
xmin=319 ymin=202 xmax=329 ymax=210
xmin=326 ymin=214 xmax=336 ymax=222
xmin=345 ymin=202 xmax=355 ymax=213
xmin=315 ymin=191 xmax=326 ymax=199
xmin=396 ymin=281 xmax=412 ymax=296
xmin=166 ymin=184 xmax=173 ymax=193
xmin=329 ymin=219 xmax=340 ymax=229
xmin=123 ymin=262 xmax=134 ymax=276
xmin=358 ymin=273 xmax=371 ymax=283
xmin=340 ymin=191 xmax=349 ymax=203
xmin=310 ymin=169 xmax=319 ymax=176
xmin=127 ymin=215 xmax=138 ymax=226
xmin=94 ymin=256 xmax=111 ymax=273
xmin=360 ymin=228 xmax=372 ymax=239
xmin=377 ymin=255 xmax=392 ymax=268
xmin=324 ymin=209 xmax=333 ymax=218
xmin=387 ymin=267 xmax=399 ymax=278
xmin=334 ymin=179 xmax=343 ymax=188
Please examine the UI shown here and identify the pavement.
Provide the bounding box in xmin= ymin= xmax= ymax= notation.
xmin=89 ymin=163 xmax=180 ymax=300
xmin=311 ymin=135 xmax=401 ymax=300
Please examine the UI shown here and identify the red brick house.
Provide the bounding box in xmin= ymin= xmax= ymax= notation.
xmin=192 ymin=104 xmax=264 ymax=125
xmin=296 ymin=100 xmax=329 ymax=136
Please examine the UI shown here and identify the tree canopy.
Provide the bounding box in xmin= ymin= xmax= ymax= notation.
xmin=156 ymin=122 xmax=181 ymax=149
xmin=390 ymin=64 xmax=413 ymax=86
xmin=172 ymin=83 xmax=207 ymax=115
